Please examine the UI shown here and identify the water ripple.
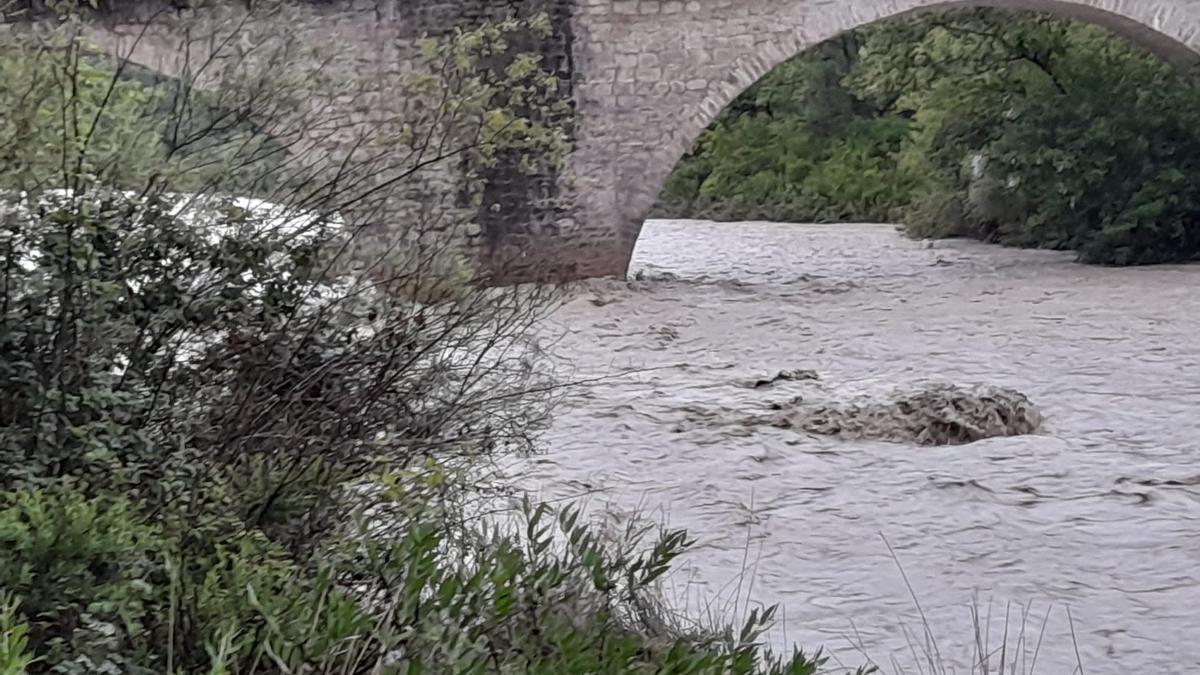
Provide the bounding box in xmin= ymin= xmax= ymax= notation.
xmin=524 ymin=221 xmax=1200 ymax=674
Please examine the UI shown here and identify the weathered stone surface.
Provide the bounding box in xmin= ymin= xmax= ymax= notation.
xmin=51 ymin=0 xmax=1200 ymax=281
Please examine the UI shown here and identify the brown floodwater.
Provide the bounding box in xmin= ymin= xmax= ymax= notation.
xmin=522 ymin=220 xmax=1200 ymax=673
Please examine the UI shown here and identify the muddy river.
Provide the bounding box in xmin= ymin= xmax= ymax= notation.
xmin=524 ymin=220 xmax=1200 ymax=673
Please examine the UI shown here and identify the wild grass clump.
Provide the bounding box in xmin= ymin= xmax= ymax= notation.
xmin=847 ymin=538 xmax=1087 ymax=675
xmin=859 ymin=598 xmax=1087 ymax=675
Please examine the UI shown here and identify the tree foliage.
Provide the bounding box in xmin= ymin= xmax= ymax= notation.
xmin=658 ymin=7 xmax=1200 ymax=265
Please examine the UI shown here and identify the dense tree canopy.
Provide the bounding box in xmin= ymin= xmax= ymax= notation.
xmin=656 ymin=8 xmax=1200 ymax=265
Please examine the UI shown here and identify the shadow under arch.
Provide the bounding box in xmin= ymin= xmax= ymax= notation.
xmin=615 ymin=0 xmax=1200 ymax=278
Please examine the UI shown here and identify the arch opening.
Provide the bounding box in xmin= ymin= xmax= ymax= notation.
xmin=601 ymin=0 xmax=1200 ymax=277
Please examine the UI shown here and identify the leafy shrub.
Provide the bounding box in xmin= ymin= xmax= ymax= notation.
xmin=0 ymin=487 xmax=162 ymax=670
xmin=902 ymin=185 xmax=967 ymax=240
xmin=797 ymin=116 xmax=915 ymax=222
xmin=982 ymin=34 xmax=1200 ymax=263
xmin=0 ymin=593 xmax=38 ymax=675
xmin=0 ymin=480 xmax=847 ymax=674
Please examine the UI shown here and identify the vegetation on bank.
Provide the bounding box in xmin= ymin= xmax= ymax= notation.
xmin=656 ymin=7 xmax=1200 ymax=265
xmin=0 ymin=5 xmax=863 ymax=673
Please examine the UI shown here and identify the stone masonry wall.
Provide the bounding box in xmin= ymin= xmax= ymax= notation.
xmin=20 ymin=0 xmax=582 ymax=281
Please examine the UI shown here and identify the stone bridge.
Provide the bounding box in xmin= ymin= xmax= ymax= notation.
xmin=64 ymin=0 xmax=1200 ymax=280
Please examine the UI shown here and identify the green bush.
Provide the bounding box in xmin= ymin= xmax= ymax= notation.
xmin=0 ymin=593 xmax=38 ymax=675
xmin=0 ymin=480 xmax=848 ymax=674
xmin=797 ymin=116 xmax=914 ymax=222
xmin=982 ymin=35 xmax=1200 ymax=263
xmin=902 ymin=185 xmax=967 ymax=240
xmin=0 ymin=488 xmax=162 ymax=670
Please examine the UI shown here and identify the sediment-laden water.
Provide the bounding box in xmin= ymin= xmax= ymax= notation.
xmin=521 ymin=220 xmax=1200 ymax=673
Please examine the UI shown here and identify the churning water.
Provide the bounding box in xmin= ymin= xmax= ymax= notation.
xmin=523 ymin=220 xmax=1200 ymax=673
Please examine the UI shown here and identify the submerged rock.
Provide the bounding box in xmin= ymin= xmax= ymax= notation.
xmin=754 ymin=383 xmax=1041 ymax=446
xmin=746 ymin=368 xmax=820 ymax=389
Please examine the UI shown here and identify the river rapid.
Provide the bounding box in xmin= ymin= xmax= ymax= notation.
xmin=522 ymin=220 xmax=1200 ymax=673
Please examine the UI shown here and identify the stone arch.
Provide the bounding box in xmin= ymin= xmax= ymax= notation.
xmin=569 ymin=0 xmax=1200 ymax=278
